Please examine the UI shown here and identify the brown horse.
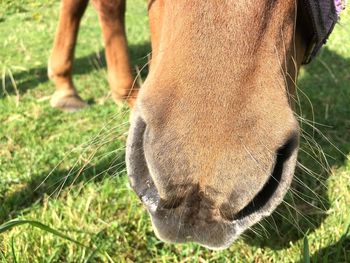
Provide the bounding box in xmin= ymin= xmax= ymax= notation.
xmin=49 ymin=0 xmax=137 ymax=110
xmin=50 ymin=0 xmax=339 ymax=250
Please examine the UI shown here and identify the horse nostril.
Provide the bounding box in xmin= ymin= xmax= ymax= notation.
xmin=222 ymin=132 xmax=299 ymax=221
xmin=219 ymin=203 xmax=237 ymax=221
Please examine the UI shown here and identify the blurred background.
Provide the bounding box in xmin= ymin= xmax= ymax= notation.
xmin=0 ymin=0 xmax=349 ymax=261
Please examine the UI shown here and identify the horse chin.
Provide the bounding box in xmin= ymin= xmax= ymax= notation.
xmin=149 ymin=215 xmax=241 ymax=250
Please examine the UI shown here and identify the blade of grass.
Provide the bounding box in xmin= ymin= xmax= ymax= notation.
xmin=11 ymin=235 xmax=17 ymax=263
xmin=303 ymin=235 xmax=310 ymax=263
xmin=0 ymin=219 xmax=88 ymax=248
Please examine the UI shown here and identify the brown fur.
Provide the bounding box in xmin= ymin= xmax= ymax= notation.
xmin=48 ymin=0 xmax=137 ymax=111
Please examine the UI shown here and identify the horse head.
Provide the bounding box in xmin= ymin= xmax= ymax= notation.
xmin=126 ymin=0 xmax=336 ymax=249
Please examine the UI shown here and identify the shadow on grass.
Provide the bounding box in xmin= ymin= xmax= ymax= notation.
xmin=308 ymin=235 xmax=350 ymax=263
xmin=0 ymin=42 xmax=151 ymax=98
xmin=298 ymin=221 xmax=350 ymax=263
xmin=243 ymin=47 xmax=350 ymax=249
xmin=0 ymin=150 xmax=126 ymax=223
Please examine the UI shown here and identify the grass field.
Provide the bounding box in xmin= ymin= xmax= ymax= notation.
xmin=0 ymin=1 xmax=349 ymax=262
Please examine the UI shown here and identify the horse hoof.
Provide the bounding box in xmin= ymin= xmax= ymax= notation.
xmin=51 ymin=91 xmax=87 ymax=112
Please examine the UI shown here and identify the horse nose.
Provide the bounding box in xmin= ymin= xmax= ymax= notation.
xmin=220 ymin=131 xmax=299 ymax=221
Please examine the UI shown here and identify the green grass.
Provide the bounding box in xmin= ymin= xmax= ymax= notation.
xmin=0 ymin=1 xmax=349 ymax=262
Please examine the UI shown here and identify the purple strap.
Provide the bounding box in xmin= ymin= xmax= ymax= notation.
xmin=335 ymin=0 xmax=346 ymax=15
xmin=302 ymin=0 xmax=346 ymax=63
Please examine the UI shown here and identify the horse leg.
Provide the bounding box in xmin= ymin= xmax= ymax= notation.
xmin=93 ymin=0 xmax=138 ymax=107
xmin=48 ymin=0 xmax=89 ymax=111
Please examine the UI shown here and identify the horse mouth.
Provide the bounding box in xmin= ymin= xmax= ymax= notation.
xmin=126 ymin=109 xmax=298 ymax=249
